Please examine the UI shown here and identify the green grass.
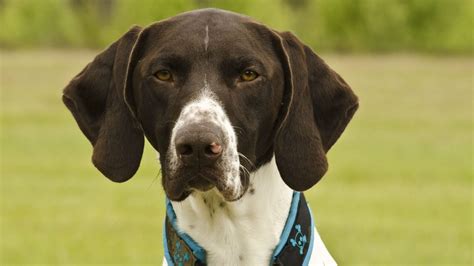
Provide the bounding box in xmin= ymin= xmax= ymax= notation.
xmin=1 ymin=0 xmax=472 ymax=53
xmin=1 ymin=51 xmax=472 ymax=265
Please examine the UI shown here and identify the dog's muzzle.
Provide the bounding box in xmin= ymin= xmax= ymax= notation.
xmin=164 ymin=93 xmax=244 ymax=201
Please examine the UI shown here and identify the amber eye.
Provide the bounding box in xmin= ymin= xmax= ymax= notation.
xmin=240 ymin=69 xmax=259 ymax=81
xmin=155 ymin=70 xmax=173 ymax=81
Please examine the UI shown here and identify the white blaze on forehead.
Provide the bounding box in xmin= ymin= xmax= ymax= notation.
xmin=204 ymin=25 xmax=209 ymax=52
xmin=168 ymin=90 xmax=241 ymax=199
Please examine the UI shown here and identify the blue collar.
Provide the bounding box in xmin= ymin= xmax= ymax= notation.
xmin=163 ymin=192 xmax=315 ymax=266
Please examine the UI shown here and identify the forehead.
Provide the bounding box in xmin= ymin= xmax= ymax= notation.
xmin=141 ymin=10 xmax=273 ymax=61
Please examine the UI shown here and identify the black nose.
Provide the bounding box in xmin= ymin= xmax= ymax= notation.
xmin=175 ymin=123 xmax=224 ymax=167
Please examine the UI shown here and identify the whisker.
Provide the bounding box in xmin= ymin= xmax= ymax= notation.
xmin=238 ymin=153 xmax=255 ymax=169
xmin=148 ymin=168 xmax=162 ymax=190
xmin=232 ymin=125 xmax=245 ymax=137
xmin=239 ymin=164 xmax=251 ymax=177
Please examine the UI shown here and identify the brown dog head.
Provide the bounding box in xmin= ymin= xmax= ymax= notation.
xmin=63 ymin=9 xmax=358 ymax=201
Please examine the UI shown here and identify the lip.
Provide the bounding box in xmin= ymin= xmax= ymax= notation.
xmin=187 ymin=176 xmax=215 ymax=191
xmin=166 ymin=166 xmax=222 ymax=197
xmin=166 ymin=187 xmax=191 ymax=201
xmin=165 ymin=164 xmax=250 ymax=202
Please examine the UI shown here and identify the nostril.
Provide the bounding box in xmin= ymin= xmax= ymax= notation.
xmin=205 ymin=142 xmax=222 ymax=156
xmin=176 ymin=144 xmax=193 ymax=156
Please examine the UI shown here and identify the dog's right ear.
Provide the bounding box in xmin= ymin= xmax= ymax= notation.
xmin=272 ymin=31 xmax=359 ymax=191
xmin=62 ymin=26 xmax=144 ymax=182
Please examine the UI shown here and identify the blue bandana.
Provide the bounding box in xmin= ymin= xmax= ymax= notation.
xmin=163 ymin=192 xmax=314 ymax=266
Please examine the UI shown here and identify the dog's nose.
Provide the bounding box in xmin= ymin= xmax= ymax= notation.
xmin=175 ymin=124 xmax=224 ymax=167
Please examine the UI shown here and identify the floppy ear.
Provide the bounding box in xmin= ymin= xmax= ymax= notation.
xmin=62 ymin=26 xmax=145 ymax=182
xmin=273 ymin=31 xmax=359 ymax=191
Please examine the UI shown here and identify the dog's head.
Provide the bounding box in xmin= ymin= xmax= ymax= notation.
xmin=63 ymin=9 xmax=358 ymax=202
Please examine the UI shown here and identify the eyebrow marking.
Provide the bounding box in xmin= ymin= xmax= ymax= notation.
xmin=204 ymin=25 xmax=209 ymax=52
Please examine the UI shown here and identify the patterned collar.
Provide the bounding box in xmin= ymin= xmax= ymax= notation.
xmin=163 ymin=192 xmax=314 ymax=266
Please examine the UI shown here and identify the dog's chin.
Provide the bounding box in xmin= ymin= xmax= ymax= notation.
xmin=214 ymin=174 xmax=249 ymax=202
xmin=164 ymin=169 xmax=249 ymax=202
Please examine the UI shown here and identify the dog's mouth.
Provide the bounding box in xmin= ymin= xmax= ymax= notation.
xmin=163 ymin=166 xmax=249 ymax=202
xmin=187 ymin=175 xmax=214 ymax=192
xmin=187 ymin=167 xmax=222 ymax=192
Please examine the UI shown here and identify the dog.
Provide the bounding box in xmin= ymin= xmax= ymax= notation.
xmin=63 ymin=8 xmax=358 ymax=266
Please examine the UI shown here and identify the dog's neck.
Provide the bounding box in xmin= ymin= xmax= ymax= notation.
xmin=171 ymin=157 xmax=293 ymax=265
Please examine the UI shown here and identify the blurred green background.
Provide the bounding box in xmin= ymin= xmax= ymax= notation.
xmin=1 ymin=0 xmax=473 ymax=53
xmin=1 ymin=0 xmax=472 ymax=265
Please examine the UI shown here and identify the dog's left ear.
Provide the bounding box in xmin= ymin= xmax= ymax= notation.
xmin=62 ymin=26 xmax=145 ymax=182
xmin=273 ymin=31 xmax=359 ymax=191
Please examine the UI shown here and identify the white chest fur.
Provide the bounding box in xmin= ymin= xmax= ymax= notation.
xmin=171 ymin=157 xmax=293 ymax=266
